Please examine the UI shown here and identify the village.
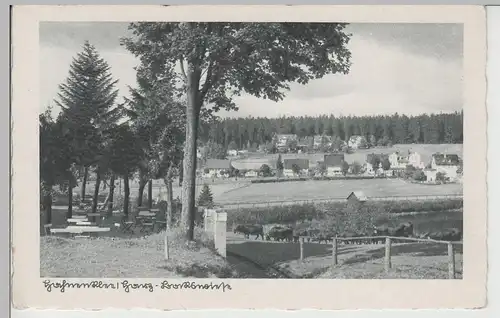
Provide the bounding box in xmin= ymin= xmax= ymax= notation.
xmin=199 ymin=133 xmax=463 ymax=184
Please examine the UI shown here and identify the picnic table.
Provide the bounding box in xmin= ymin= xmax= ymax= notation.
xmin=136 ymin=211 xmax=157 ymax=233
xmin=50 ymin=226 xmax=111 ymax=238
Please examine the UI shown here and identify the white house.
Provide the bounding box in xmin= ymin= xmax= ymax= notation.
xmin=227 ymin=149 xmax=238 ymax=157
xmin=313 ymin=135 xmax=332 ymax=149
xmin=275 ymin=134 xmax=298 ymax=148
xmin=431 ymin=153 xmax=461 ymax=181
xmin=244 ymin=170 xmax=258 ymax=178
xmin=408 ymin=151 xmax=425 ymax=169
xmin=388 ymin=152 xmax=408 ymax=169
xmin=347 ymin=135 xmax=367 ymax=149
xmin=203 ymin=159 xmax=232 ymax=178
xmin=283 ymin=158 xmax=309 ymax=177
xmin=389 ymin=151 xmax=425 ymax=170
xmin=324 ymin=153 xmax=345 ymax=177
xmin=424 ymin=168 xmax=437 ymax=182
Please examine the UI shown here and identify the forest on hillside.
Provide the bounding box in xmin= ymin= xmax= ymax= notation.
xmin=199 ymin=112 xmax=463 ymax=150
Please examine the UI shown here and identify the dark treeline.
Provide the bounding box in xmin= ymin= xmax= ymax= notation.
xmin=199 ymin=111 xmax=463 ymax=149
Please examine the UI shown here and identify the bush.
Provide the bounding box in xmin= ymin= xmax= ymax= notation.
xmin=226 ymin=199 xmax=463 ymax=229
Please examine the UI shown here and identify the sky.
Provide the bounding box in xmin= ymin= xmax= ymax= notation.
xmin=39 ymin=22 xmax=463 ymax=118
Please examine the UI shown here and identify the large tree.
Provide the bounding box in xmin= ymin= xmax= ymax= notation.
xmin=108 ymin=124 xmax=143 ymax=217
xmin=124 ymin=65 xmax=186 ymax=225
xmin=122 ymin=22 xmax=351 ymax=240
xmin=39 ymin=108 xmax=74 ymax=225
xmin=55 ymin=41 xmax=121 ymax=216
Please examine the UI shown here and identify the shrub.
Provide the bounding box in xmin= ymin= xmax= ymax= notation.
xmin=226 ymin=199 xmax=463 ymax=229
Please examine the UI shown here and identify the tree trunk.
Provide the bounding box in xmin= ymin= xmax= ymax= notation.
xmin=80 ymin=166 xmax=89 ymax=201
xmin=67 ymin=180 xmax=73 ymax=219
xmin=181 ymin=80 xmax=201 ymax=241
xmin=178 ymin=163 xmax=183 ymax=187
xmin=137 ymin=177 xmax=147 ymax=207
xmin=107 ymin=174 xmax=116 ymax=218
xmin=43 ymin=191 xmax=53 ymax=225
xmin=91 ymin=168 xmax=102 ymax=215
xmin=148 ymin=179 xmax=153 ymax=209
xmin=123 ymin=175 xmax=130 ymax=217
xmin=164 ymin=163 xmax=175 ymax=229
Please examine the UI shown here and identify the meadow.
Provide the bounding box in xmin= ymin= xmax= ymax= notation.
xmin=216 ymin=178 xmax=463 ymax=204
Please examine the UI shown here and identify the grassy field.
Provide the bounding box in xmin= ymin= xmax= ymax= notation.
xmin=238 ymin=144 xmax=463 ymax=166
xmin=216 ymin=178 xmax=462 ymax=204
xmin=41 ymin=229 xmax=239 ymax=278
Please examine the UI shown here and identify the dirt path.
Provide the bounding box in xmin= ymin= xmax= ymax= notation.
xmin=226 ymin=233 xmax=376 ymax=278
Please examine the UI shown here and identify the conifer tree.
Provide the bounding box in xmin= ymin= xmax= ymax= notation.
xmin=276 ymin=154 xmax=284 ymax=177
xmin=55 ymin=41 xmax=121 ymax=216
xmin=197 ymin=184 xmax=214 ymax=208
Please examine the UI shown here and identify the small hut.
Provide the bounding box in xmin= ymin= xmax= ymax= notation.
xmin=346 ymin=191 xmax=368 ymax=211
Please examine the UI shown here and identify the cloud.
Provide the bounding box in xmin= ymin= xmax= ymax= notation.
xmin=39 ymin=23 xmax=462 ymax=118
xmin=218 ymin=34 xmax=462 ymax=118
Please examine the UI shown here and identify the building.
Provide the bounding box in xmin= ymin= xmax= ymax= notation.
xmin=227 ymin=149 xmax=238 ymax=157
xmin=275 ymin=134 xmax=298 ymax=148
xmin=283 ymin=158 xmax=309 ymax=177
xmin=203 ymin=159 xmax=232 ymax=178
xmin=324 ymin=153 xmax=345 ymax=176
xmin=388 ymin=152 xmax=409 ymax=169
xmin=244 ymin=170 xmax=258 ymax=178
xmin=313 ymin=135 xmax=332 ymax=149
xmin=389 ymin=150 xmax=425 ymax=171
xmin=408 ymin=151 xmax=425 ymax=169
xmin=346 ymin=191 xmax=368 ymax=209
xmin=347 ymin=135 xmax=367 ymax=149
xmin=365 ymin=153 xmax=389 ymax=175
xmin=424 ymin=168 xmax=437 ymax=182
xmin=431 ymin=153 xmax=461 ymax=180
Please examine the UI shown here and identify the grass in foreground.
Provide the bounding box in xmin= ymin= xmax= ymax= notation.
xmin=316 ymin=260 xmax=463 ymax=279
xmin=41 ymin=228 xmax=240 ymax=278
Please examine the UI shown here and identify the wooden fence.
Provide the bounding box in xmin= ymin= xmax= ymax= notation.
xmin=298 ymin=236 xmax=463 ymax=279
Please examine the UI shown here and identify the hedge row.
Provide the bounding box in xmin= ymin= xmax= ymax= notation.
xmin=226 ymin=199 xmax=464 ymax=227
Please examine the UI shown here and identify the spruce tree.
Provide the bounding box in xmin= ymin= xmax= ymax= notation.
xmin=276 ymin=154 xmax=284 ymax=177
xmin=55 ymin=41 xmax=121 ymax=216
xmin=197 ymin=184 xmax=214 ymax=208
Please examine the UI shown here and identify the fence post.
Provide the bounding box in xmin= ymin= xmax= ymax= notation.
xmin=384 ymin=237 xmax=392 ymax=273
xmin=332 ymin=237 xmax=338 ymax=265
xmin=299 ymin=237 xmax=304 ymax=261
xmin=448 ymin=242 xmax=456 ymax=279
xmin=214 ymin=211 xmax=227 ymax=258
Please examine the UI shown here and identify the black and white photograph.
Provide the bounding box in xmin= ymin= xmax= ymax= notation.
xmin=11 ymin=5 xmax=487 ymax=310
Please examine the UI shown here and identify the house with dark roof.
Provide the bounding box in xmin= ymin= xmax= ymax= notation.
xmin=324 ymin=153 xmax=345 ymax=176
xmin=203 ymin=159 xmax=232 ymax=178
xmin=283 ymin=158 xmax=309 ymax=177
xmin=431 ymin=153 xmax=461 ymax=180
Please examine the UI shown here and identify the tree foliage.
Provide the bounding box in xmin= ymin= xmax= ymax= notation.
xmin=197 ymin=184 xmax=214 ymax=208
xmin=55 ymin=41 xmax=121 ymax=169
xmin=381 ymin=157 xmax=391 ymax=171
xmin=259 ymin=164 xmax=272 ymax=177
xmin=203 ymin=112 xmax=463 ymax=150
xmin=122 ymin=22 xmax=352 ymax=240
xmin=291 ymin=163 xmax=301 ymax=176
